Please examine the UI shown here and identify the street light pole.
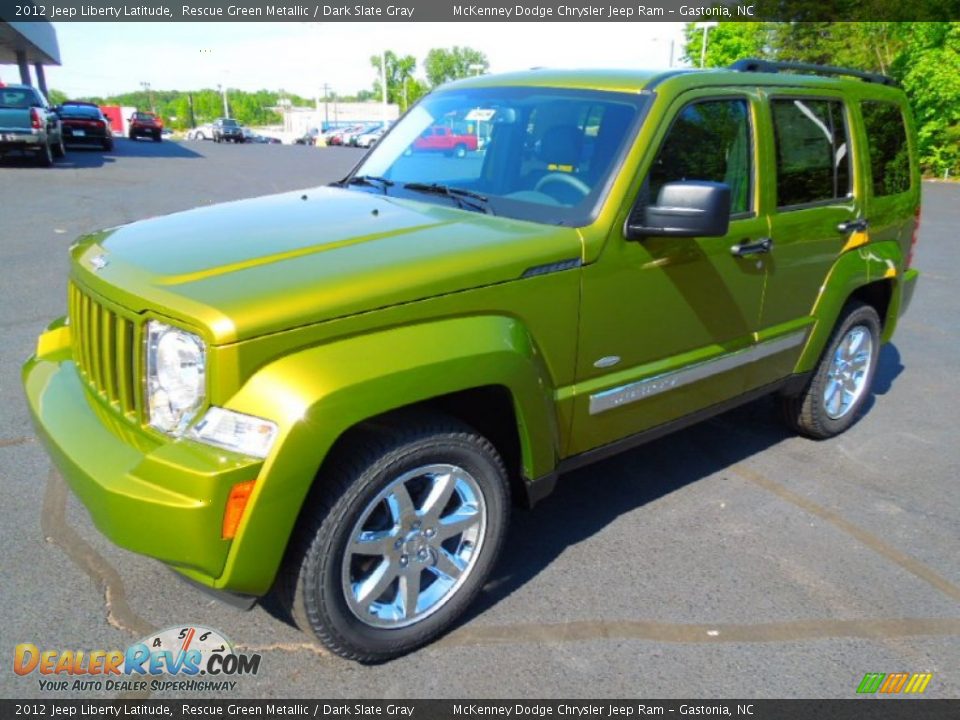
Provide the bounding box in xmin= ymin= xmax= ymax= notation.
xmin=698 ymin=22 xmax=719 ymax=68
xmin=218 ymin=83 xmax=229 ymax=118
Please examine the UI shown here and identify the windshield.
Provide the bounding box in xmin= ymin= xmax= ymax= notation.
xmin=222 ymin=119 xmax=239 ymax=127
xmin=352 ymin=86 xmax=646 ymax=225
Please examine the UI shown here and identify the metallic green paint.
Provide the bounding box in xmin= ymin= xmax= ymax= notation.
xmin=24 ymin=67 xmax=921 ymax=599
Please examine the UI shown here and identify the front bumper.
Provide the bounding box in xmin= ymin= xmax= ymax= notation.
xmin=23 ymin=319 xmax=263 ymax=586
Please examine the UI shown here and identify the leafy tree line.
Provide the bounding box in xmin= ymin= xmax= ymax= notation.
xmin=48 ymin=88 xmax=373 ymax=130
xmin=683 ymin=21 xmax=960 ymax=176
xmin=48 ymin=46 xmax=490 ymax=130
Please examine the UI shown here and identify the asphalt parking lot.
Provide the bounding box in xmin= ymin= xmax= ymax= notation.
xmin=2 ymin=139 xmax=958 ymax=699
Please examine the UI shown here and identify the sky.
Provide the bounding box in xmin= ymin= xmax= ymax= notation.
xmin=18 ymin=22 xmax=690 ymax=99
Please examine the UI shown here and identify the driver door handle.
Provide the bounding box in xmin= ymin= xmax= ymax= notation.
xmin=730 ymin=237 xmax=773 ymax=257
xmin=838 ymin=218 xmax=869 ymax=233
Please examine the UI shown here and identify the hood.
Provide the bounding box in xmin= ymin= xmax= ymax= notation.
xmin=71 ymin=187 xmax=582 ymax=344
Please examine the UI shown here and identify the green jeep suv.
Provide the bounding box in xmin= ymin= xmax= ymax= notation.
xmin=24 ymin=60 xmax=921 ymax=662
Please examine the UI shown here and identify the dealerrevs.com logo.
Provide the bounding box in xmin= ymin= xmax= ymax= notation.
xmin=14 ymin=626 xmax=261 ymax=693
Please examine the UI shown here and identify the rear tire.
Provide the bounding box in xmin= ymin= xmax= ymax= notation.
xmin=153 ymin=132 xmax=161 ymax=142
xmin=454 ymin=143 xmax=467 ymax=158
xmin=36 ymin=141 xmax=53 ymax=167
xmin=779 ymin=301 xmax=881 ymax=439
xmin=277 ymin=415 xmax=510 ymax=663
xmin=52 ymin=137 xmax=66 ymax=158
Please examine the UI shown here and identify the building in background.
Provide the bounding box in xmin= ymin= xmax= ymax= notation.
xmin=0 ymin=22 xmax=60 ymax=97
xmin=280 ymin=102 xmax=400 ymax=136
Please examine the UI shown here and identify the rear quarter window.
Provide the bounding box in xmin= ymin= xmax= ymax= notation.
xmin=771 ymin=98 xmax=850 ymax=208
xmin=861 ymin=101 xmax=911 ymax=196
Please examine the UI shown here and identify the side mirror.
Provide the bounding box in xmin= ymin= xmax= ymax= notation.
xmin=626 ymin=181 xmax=731 ymax=239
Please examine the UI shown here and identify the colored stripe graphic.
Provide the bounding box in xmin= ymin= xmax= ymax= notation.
xmin=860 ymin=672 xmax=933 ymax=694
xmin=880 ymin=673 xmax=909 ymax=693
xmin=857 ymin=673 xmax=885 ymax=694
xmin=904 ymin=673 xmax=933 ymax=694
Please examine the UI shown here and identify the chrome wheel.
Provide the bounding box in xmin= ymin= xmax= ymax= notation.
xmin=341 ymin=463 xmax=486 ymax=628
xmin=823 ymin=325 xmax=873 ymax=419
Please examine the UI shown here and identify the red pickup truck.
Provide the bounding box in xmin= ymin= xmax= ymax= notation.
xmin=412 ymin=126 xmax=477 ymax=157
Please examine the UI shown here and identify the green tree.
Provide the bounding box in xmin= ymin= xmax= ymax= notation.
xmin=681 ymin=22 xmax=772 ymax=67
xmin=370 ymin=51 xmax=417 ymax=110
xmin=47 ymin=88 xmax=69 ymax=106
xmin=680 ymin=21 xmax=960 ymax=176
xmin=424 ymin=46 xmax=489 ymax=86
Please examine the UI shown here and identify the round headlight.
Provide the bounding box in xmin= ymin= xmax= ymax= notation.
xmin=146 ymin=320 xmax=206 ymax=434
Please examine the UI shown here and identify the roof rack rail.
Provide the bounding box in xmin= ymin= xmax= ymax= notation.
xmin=729 ymin=58 xmax=897 ymax=87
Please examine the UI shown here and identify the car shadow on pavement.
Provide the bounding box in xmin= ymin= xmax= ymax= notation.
xmin=463 ymin=395 xmax=792 ymax=625
xmin=258 ymin=342 xmax=907 ymax=642
xmin=858 ymin=342 xmax=904 ymax=416
xmin=1 ymin=139 xmax=202 ymax=170
xmin=116 ymin=138 xmax=203 ymax=159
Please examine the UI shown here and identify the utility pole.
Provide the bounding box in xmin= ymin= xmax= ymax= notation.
xmin=322 ymin=83 xmax=330 ymax=127
xmin=140 ymin=81 xmax=155 ymax=112
xmin=381 ymin=51 xmax=388 ymax=122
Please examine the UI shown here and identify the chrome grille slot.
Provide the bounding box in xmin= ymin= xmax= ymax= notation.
xmin=68 ymin=282 xmax=139 ymax=419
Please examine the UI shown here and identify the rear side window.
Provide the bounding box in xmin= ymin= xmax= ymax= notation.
xmin=648 ymin=98 xmax=752 ymax=214
xmin=861 ymin=101 xmax=911 ymax=196
xmin=772 ymin=99 xmax=850 ymax=208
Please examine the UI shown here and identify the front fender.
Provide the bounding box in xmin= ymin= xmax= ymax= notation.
xmin=794 ymin=240 xmax=904 ymax=373
xmin=208 ymin=315 xmax=559 ymax=595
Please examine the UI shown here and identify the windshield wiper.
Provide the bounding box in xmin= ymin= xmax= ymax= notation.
xmin=402 ymin=182 xmax=493 ymax=215
xmin=334 ymin=175 xmax=394 ymax=194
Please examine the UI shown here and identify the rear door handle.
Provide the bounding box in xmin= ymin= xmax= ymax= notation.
xmin=730 ymin=237 xmax=773 ymax=257
xmin=838 ymin=218 xmax=869 ymax=233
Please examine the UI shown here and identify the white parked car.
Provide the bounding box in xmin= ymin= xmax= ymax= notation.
xmin=354 ymin=127 xmax=387 ymax=148
xmin=186 ymin=123 xmax=215 ymax=140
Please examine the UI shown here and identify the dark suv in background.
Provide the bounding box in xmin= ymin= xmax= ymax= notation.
xmin=213 ymin=118 xmax=244 ymax=143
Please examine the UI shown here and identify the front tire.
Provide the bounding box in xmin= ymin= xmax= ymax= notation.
xmin=779 ymin=301 xmax=881 ymax=439
xmin=278 ymin=416 xmax=510 ymax=662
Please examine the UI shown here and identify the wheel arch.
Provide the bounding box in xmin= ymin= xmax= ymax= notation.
xmin=793 ymin=241 xmax=905 ymax=374
xmin=211 ymin=315 xmax=561 ymax=595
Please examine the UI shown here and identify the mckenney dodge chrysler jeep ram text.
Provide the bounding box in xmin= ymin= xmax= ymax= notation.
xmin=25 ymin=60 xmax=921 ymax=662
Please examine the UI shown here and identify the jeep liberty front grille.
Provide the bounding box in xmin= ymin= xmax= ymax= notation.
xmin=68 ymin=282 xmax=141 ymax=420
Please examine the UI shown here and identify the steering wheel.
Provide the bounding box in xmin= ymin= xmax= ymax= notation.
xmin=534 ymin=172 xmax=591 ymax=198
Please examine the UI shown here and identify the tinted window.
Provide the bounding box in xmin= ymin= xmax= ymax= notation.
xmin=862 ymin=101 xmax=911 ymax=196
xmin=772 ymin=99 xmax=850 ymax=208
xmin=648 ymin=98 xmax=752 ymax=214
xmin=61 ymin=106 xmax=101 ymax=118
